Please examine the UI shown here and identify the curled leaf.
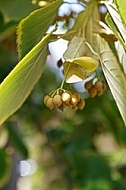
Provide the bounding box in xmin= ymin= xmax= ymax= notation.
xmin=64 ymin=56 xmax=98 ymax=83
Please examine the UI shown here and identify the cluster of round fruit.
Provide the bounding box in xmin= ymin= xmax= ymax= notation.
xmin=44 ymin=90 xmax=85 ymax=111
xmin=85 ymin=79 xmax=106 ymax=98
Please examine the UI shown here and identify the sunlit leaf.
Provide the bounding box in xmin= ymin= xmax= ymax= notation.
xmin=17 ymin=0 xmax=62 ymax=60
xmin=104 ymin=1 xmax=126 ymax=47
xmin=0 ymin=28 xmax=56 ymax=125
xmin=95 ymin=34 xmax=126 ymax=126
xmin=115 ymin=41 xmax=126 ymax=75
xmin=115 ymin=0 xmax=126 ymax=25
xmin=64 ymin=57 xmax=98 ymax=83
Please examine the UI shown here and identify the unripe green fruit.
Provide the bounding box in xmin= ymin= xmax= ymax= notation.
xmin=44 ymin=95 xmax=50 ymax=105
xmin=94 ymin=81 xmax=103 ymax=91
xmin=53 ymin=94 xmax=62 ymax=107
xmin=88 ymin=87 xmax=97 ymax=98
xmin=61 ymin=92 xmax=71 ymax=103
xmin=85 ymin=80 xmax=92 ymax=90
xmin=77 ymin=99 xmax=85 ymax=110
xmin=46 ymin=97 xmax=54 ymax=110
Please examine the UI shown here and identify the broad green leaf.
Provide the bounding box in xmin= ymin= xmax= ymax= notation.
xmin=0 ymin=0 xmax=37 ymax=22
xmin=95 ymin=34 xmax=126 ymax=126
xmin=64 ymin=61 xmax=90 ymax=83
xmin=64 ymin=57 xmax=98 ymax=83
xmin=0 ymin=28 xmax=56 ymax=125
xmin=63 ymin=36 xmax=86 ymax=60
xmin=17 ymin=0 xmax=62 ymax=60
xmin=115 ymin=0 xmax=126 ymax=25
xmin=104 ymin=1 xmax=126 ymax=46
xmin=115 ymin=41 xmax=126 ymax=75
xmin=64 ymin=0 xmax=97 ymax=39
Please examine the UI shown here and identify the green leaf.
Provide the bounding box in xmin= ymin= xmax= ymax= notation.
xmin=104 ymin=1 xmax=126 ymax=47
xmin=64 ymin=57 xmax=98 ymax=83
xmin=0 ymin=0 xmax=37 ymax=22
xmin=17 ymin=0 xmax=62 ymax=60
xmin=115 ymin=0 xmax=126 ymax=25
xmin=95 ymin=34 xmax=126 ymax=126
xmin=0 ymin=28 xmax=56 ymax=125
xmin=6 ymin=124 xmax=28 ymax=158
xmin=63 ymin=36 xmax=86 ymax=60
xmin=0 ymin=148 xmax=11 ymax=188
xmin=64 ymin=0 xmax=97 ymax=39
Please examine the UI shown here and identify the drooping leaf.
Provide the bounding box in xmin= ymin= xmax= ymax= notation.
xmin=115 ymin=0 xmax=126 ymax=25
xmin=0 ymin=0 xmax=37 ymax=22
xmin=0 ymin=28 xmax=57 ymax=125
xmin=95 ymin=34 xmax=126 ymax=126
xmin=104 ymin=1 xmax=126 ymax=47
xmin=63 ymin=36 xmax=86 ymax=60
xmin=63 ymin=57 xmax=98 ymax=83
xmin=64 ymin=0 xmax=97 ymax=40
xmin=17 ymin=0 xmax=62 ymax=60
xmin=115 ymin=41 xmax=126 ymax=75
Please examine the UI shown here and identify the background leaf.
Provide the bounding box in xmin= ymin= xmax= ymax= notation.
xmin=0 ymin=29 xmax=56 ymax=125
xmin=95 ymin=34 xmax=126 ymax=126
xmin=6 ymin=123 xmax=28 ymax=158
xmin=0 ymin=148 xmax=11 ymax=188
xmin=17 ymin=0 xmax=62 ymax=60
xmin=0 ymin=0 xmax=37 ymax=22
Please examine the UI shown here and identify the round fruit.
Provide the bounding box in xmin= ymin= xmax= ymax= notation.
xmin=94 ymin=81 xmax=103 ymax=91
xmin=46 ymin=97 xmax=54 ymax=110
xmin=44 ymin=95 xmax=50 ymax=105
xmin=53 ymin=94 xmax=62 ymax=107
xmin=85 ymin=80 xmax=93 ymax=90
xmin=70 ymin=94 xmax=78 ymax=106
xmin=61 ymin=92 xmax=71 ymax=103
xmin=88 ymin=87 xmax=97 ymax=98
xmin=97 ymin=89 xmax=104 ymax=97
xmin=77 ymin=99 xmax=85 ymax=110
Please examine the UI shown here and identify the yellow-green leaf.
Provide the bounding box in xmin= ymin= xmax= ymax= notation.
xmin=17 ymin=0 xmax=62 ymax=60
xmin=64 ymin=56 xmax=98 ymax=83
xmin=0 ymin=28 xmax=56 ymax=125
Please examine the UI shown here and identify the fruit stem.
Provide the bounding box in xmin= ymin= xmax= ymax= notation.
xmin=60 ymin=78 xmax=65 ymax=89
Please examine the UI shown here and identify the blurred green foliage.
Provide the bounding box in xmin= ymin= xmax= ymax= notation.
xmin=0 ymin=0 xmax=126 ymax=190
